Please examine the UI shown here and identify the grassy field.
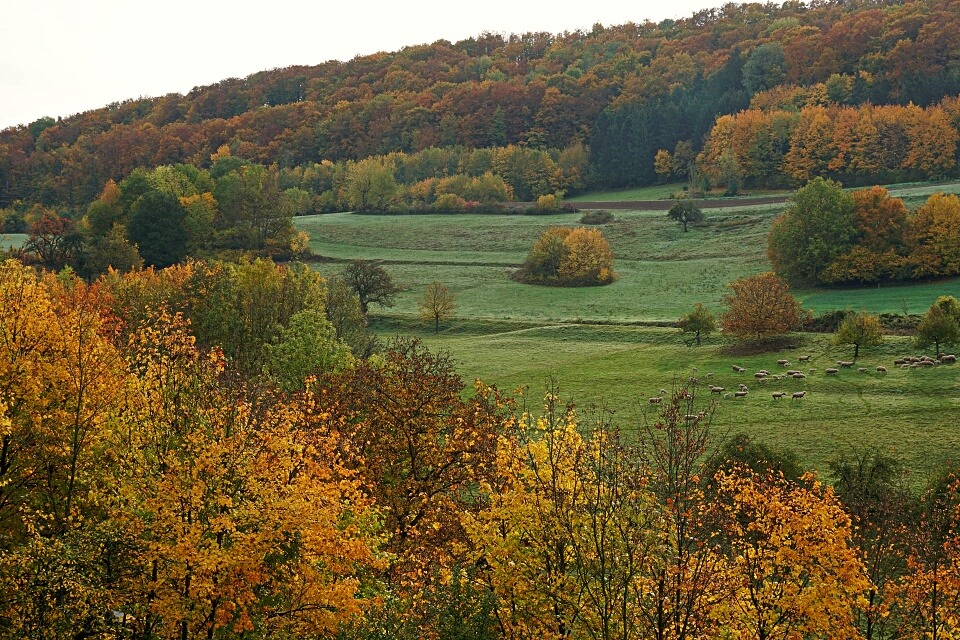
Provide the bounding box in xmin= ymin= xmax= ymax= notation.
xmin=373 ymin=318 xmax=960 ymax=483
xmin=296 ymin=189 xmax=960 ymax=481
xmin=0 ymin=234 xmax=27 ymax=251
xmin=571 ymin=179 xmax=960 ymax=205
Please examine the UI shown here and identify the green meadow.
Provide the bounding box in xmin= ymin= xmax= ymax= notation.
xmin=296 ymin=182 xmax=960 ymax=480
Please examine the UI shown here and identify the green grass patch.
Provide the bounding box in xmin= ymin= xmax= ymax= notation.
xmin=297 ymin=197 xmax=960 ymax=483
xmin=797 ymin=279 xmax=960 ymax=316
xmin=378 ymin=320 xmax=960 ymax=483
xmin=1 ymin=234 xmax=27 ymax=251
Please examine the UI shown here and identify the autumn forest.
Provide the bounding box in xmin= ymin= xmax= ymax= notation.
xmin=5 ymin=0 xmax=960 ymax=638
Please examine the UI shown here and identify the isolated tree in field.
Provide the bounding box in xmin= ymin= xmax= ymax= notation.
xmin=720 ymin=272 xmax=802 ymax=341
xmin=343 ymin=259 xmax=400 ymax=315
xmin=678 ymin=303 xmax=716 ymax=346
xmin=914 ymin=302 xmax=960 ymax=356
xmin=420 ymin=281 xmax=455 ymax=332
xmin=833 ymin=310 xmax=884 ymax=359
xmin=668 ymin=200 xmax=705 ymax=232
xmin=767 ymin=177 xmax=857 ymax=284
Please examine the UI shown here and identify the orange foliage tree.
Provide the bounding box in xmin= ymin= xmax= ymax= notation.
xmin=906 ymin=192 xmax=960 ymax=279
xmin=720 ymin=272 xmax=803 ymax=341
xmin=320 ymin=340 xmax=510 ymax=585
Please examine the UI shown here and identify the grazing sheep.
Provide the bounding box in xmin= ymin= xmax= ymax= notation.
xmin=684 ymin=414 xmax=701 ymax=422
xmin=791 ymin=372 xmax=806 ymax=379
xmin=710 ymin=386 xmax=725 ymax=394
xmin=758 ymin=369 xmax=771 ymax=376
xmin=792 ymin=391 xmax=806 ymax=399
xmin=825 ymin=368 xmax=839 ymax=375
xmin=941 ymin=354 xmax=957 ymax=364
xmin=894 ymin=358 xmax=907 ymax=365
xmin=649 ymin=397 xmax=662 ymax=404
xmin=777 ymin=359 xmax=790 ymax=366
xmin=732 ymin=365 xmax=746 ymax=373
xmin=858 ymin=367 xmax=868 ymax=373
xmin=876 ymin=366 xmax=887 ymax=373
xmin=738 ymin=384 xmax=749 ymax=392
xmin=838 ymin=361 xmax=854 ymax=368
xmin=754 ymin=372 xmax=767 ymax=379
xmin=771 ymin=391 xmax=786 ymax=399
xmin=734 ymin=390 xmax=748 ymax=398
xmin=798 ymin=354 xmax=811 ymax=362
xmin=808 ymin=368 xmax=816 ymax=374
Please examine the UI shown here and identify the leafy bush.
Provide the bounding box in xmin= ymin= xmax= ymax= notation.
xmin=517 ymin=226 xmax=615 ymax=286
xmin=580 ymin=210 xmax=613 ymax=225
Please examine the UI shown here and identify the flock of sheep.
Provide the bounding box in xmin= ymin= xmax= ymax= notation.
xmin=648 ymin=351 xmax=958 ymax=406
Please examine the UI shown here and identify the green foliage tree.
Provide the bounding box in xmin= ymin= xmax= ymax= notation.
xmin=768 ymin=177 xmax=857 ymax=284
xmin=127 ymin=188 xmax=188 ymax=268
xmin=833 ymin=310 xmax=884 ymax=359
xmin=264 ymin=309 xmax=353 ymax=392
xmin=213 ymin=164 xmax=292 ymax=251
xmin=325 ymin=275 xmax=379 ymax=357
xmin=668 ymin=200 xmax=705 ymax=232
xmin=709 ymin=433 xmax=805 ymax=485
xmin=743 ymin=42 xmax=787 ymax=94
xmin=419 ymin=281 xmax=456 ymax=332
xmin=346 ymin=156 xmax=401 ymax=212
xmin=915 ymin=302 xmax=960 ymax=356
xmin=342 ymin=259 xmax=400 ymax=315
xmin=81 ymin=223 xmax=142 ymax=277
xmin=678 ymin=302 xmax=716 ymax=346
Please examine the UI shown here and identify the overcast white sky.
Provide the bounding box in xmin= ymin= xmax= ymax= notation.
xmin=1 ymin=1 xmax=728 ymax=130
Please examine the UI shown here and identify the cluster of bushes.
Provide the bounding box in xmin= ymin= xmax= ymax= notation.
xmin=580 ymin=209 xmax=614 ymax=224
xmin=768 ymin=178 xmax=960 ymax=286
xmin=515 ymin=225 xmax=615 ymax=286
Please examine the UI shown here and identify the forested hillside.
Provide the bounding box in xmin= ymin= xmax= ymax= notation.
xmin=3 ymin=0 xmax=960 ymax=212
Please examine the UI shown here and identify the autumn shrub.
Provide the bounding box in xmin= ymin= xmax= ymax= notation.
xmin=580 ymin=209 xmax=613 ymax=224
xmin=536 ymin=193 xmax=561 ymax=212
xmin=517 ymin=226 xmax=615 ymax=286
xmin=433 ymin=193 xmax=468 ymax=212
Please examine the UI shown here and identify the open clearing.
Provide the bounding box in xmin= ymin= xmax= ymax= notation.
xmin=299 ymin=188 xmax=960 ymax=479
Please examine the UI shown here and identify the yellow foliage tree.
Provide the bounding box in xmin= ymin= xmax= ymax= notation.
xmin=712 ymin=470 xmax=872 ymax=639
xmin=107 ymin=311 xmax=381 ymax=638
